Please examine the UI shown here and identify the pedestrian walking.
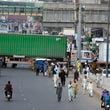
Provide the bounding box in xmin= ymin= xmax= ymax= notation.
xmin=59 ymin=69 xmax=66 ymax=86
xmin=53 ymin=64 xmax=59 ymax=87
xmin=96 ymin=73 xmax=101 ymax=88
xmin=53 ymin=74 xmax=58 ymax=87
xmin=85 ymin=66 xmax=90 ymax=78
xmin=56 ymin=64 xmax=61 ymax=79
xmin=85 ymin=60 xmax=89 ymax=67
xmin=68 ymin=81 xmax=73 ymax=102
xmin=83 ymin=69 xmax=87 ymax=77
xmin=51 ymin=62 xmax=55 ymax=76
xmin=91 ymin=60 xmax=97 ymax=75
xmin=72 ymin=79 xmax=78 ymax=98
xmin=87 ymin=81 xmax=93 ymax=97
xmin=48 ymin=64 xmax=52 ymax=77
xmin=35 ymin=63 xmax=39 ymax=76
xmin=74 ymin=70 xmax=79 ymax=82
xmin=82 ymin=67 xmax=85 ymax=74
xmin=56 ymin=83 xmax=62 ymax=102
xmin=76 ymin=58 xmax=81 ymax=74
xmin=43 ymin=61 xmax=48 ymax=76
xmin=53 ymin=64 xmax=60 ymax=87
xmin=82 ymin=76 xmax=88 ymax=94
xmin=63 ymin=64 xmax=67 ymax=77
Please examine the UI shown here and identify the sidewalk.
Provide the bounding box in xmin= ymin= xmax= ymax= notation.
xmin=89 ymin=73 xmax=110 ymax=98
xmin=68 ymin=71 xmax=110 ymax=98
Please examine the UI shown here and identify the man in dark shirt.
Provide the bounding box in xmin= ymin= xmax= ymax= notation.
xmin=4 ymin=81 xmax=13 ymax=98
xmin=56 ymin=83 xmax=62 ymax=102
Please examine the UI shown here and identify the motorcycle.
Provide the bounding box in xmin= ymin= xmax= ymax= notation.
xmin=105 ymin=104 xmax=110 ymax=110
xmin=6 ymin=91 xmax=11 ymax=101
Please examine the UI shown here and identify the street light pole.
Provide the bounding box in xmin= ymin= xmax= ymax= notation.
xmin=106 ymin=0 xmax=110 ymax=78
xmin=77 ymin=3 xmax=82 ymax=60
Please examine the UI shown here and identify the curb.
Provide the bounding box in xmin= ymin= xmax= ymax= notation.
xmin=69 ymin=73 xmax=102 ymax=99
xmin=80 ymin=75 xmax=102 ymax=98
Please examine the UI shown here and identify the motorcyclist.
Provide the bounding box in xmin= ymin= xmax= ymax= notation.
xmin=101 ymin=89 xmax=107 ymax=108
xmin=103 ymin=90 xmax=110 ymax=110
xmin=4 ymin=81 xmax=13 ymax=98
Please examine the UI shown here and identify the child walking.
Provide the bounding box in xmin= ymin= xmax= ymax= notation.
xmin=87 ymin=81 xmax=93 ymax=97
xmin=72 ymin=79 xmax=78 ymax=98
xmin=68 ymin=81 xmax=73 ymax=102
xmin=82 ymin=76 xmax=88 ymax=94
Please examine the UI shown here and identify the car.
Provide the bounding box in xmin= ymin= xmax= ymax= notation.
xmin=102 ymin=69 xmax=110 ymax=77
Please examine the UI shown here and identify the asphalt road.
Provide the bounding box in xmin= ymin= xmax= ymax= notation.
xmin=0 ymin=68 xmax=101 ymax=110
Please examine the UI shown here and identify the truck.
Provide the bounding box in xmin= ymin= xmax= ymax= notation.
xmin=97 ymin=42 xmax=110 ymax=68
xmin=0 ymin=33 xmax=67 ymax=67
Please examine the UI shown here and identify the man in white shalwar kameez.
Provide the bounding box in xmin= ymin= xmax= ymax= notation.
xmin=68 ymin=81 xmax=73 ymax=101
xmin=87 ymin=81 xmax=93 ymax=97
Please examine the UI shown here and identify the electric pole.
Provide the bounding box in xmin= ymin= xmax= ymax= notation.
xmin=77 ymin=3 xmax=82 ymax=60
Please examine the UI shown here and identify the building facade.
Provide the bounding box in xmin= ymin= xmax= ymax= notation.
xmin=0 ymin=0 xmax=109 ymax=37
xmin=43 ymin=3 xmax=76 ymax=32
xmin=43 ymin=0 xmax=109 ymax=37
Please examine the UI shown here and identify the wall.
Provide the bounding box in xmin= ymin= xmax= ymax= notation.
xmin=43 ymin=2 xmax=110 ymax=35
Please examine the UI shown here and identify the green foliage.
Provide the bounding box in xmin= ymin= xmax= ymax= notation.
xmin=84 ymin=36 xmax=92 ymax=43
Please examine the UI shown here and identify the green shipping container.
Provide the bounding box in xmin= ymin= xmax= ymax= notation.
xmin=0 ymin=33 xmax=67 ymax=58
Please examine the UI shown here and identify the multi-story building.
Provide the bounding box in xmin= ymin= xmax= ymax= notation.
xmin=43 ymin=0 xmax=110 ymax=37
xmin=0 ymin=0 xmax=43 ymax=33
xmin=43 ymin=3 xmax=76 ymax=32
xmin=0 ymin=0 xmax=109 ymax=37
xmin=0 ymin=1 xmax=43 ymax=16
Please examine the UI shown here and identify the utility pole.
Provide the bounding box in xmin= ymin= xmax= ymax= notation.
xmin=106 ymin=0 xmax=110 ymax=78
xmin=77 ymin=3 xmax=82 ymax=60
